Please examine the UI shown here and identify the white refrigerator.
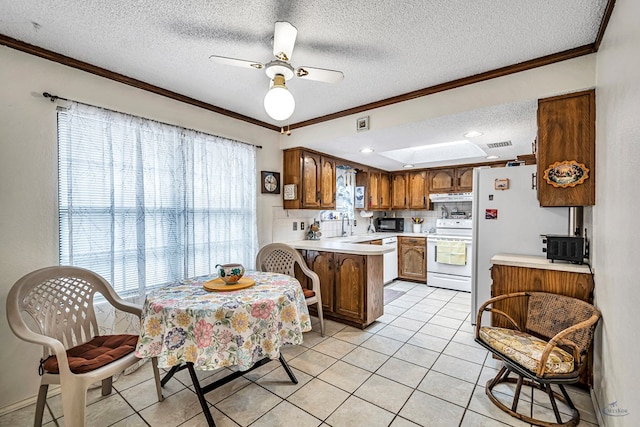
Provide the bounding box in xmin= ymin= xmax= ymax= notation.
xmin=470 ymin=164 xmax=569 ymax=321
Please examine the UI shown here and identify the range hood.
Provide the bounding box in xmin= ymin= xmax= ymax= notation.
xmin=429 ymin=192 xmax=473 ymax=202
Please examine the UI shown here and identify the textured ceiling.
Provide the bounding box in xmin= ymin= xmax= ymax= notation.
xmin=1 ymin=0 xmax=609 ymax=169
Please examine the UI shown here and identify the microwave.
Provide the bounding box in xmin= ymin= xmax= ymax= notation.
xmin=376 ymin=218 xmax=404 ymax=232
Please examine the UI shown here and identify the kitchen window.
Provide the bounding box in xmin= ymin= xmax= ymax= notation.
xmin=58 ymin=102 xmax=258 ymax=298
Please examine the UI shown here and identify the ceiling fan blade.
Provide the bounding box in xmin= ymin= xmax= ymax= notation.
xmin=295 ymin=66 xmax=344 ymax=83
xmin=273 ymin=21 xmax=297 ymax=61
xmin=209 ymin=55 xmax=264 ymax=70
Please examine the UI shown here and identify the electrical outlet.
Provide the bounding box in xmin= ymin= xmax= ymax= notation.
xmin=293 ymin=222 xmax=297 ymax=231
xmin=301 ymin=222 xmax=305 ymax=230
xmin=354 ymin=220 xmax=357 ymax=227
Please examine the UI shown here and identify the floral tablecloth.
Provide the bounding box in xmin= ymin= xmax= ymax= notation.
xmin=135 ymin=271 xmax=311 ymax=371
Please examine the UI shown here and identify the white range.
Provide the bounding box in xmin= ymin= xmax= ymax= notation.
xmin=426 ymin=218 xmax=473 ymax=292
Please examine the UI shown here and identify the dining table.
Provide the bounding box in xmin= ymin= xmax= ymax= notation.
xmin=135 ymin=270 xmax=312 ymax=426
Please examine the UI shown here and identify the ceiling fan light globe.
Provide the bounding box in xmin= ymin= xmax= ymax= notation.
xmin=264 ymin=86 xmax=295 ymax=121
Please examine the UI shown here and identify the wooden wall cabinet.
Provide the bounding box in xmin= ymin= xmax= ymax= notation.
xmin=490 ymin=261 xmax=595 ymax=385
xmin=368 ymin=169 xmax=391 ymax=210
xmin=408 ymin=170 xmax=429 ymax=209
xmin=429 ymin=168 xmax=455 ymax=193
xmin=429 ymin=167 xmax=474 ymax=193
xmin=456 ymin=167 xmax=474 ymax=192
xmin=392 ymin=173 xmax=409 ymax=209
xmin=302 ymin=250 xmax=384 ymax=328
xmin=283 ymin=149 xmax=336 ymax=209
xmin=537 ymin=89 xmax=595 ymax=206
xmin=398 ymin=237 xmax=426 ymax=281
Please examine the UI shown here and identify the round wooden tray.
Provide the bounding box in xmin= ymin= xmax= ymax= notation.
xmin=203 ymin=277 xmax=256 ymax=292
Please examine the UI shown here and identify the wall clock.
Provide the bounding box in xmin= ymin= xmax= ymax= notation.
xmin=261 ymin=171 xmax=280 ymax=194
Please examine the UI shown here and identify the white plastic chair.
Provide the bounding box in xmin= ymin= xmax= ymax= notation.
xmin=6 ymin=266 xmax=163 ymax=426
xmin=256 ymin=243 xmax=325 ymax=336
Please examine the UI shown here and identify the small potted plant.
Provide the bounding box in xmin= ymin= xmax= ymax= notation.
xmin=411 ymin=217 xmax=424 ymax=233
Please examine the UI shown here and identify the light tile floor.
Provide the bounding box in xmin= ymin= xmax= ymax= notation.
xmin=1 ymin=280 xmax=599 ymax=427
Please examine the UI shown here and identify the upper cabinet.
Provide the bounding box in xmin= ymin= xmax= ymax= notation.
xmin=456 ymin=167 xmax=474 ymax=192
xmin=537 ymin=89 xmax=595 ymax=207
xmin=408 ymin=171 xmax=429 ymax=209
xmin=283 ymin=148 xmax=506 ymax=210
xmin=429 ymin=169 xmax=455 ymax=193
xmin=320 ymin=156 xmax=336 ymax=209
xmin=391 ymin=173 xmax=409 ymax=209
xmin=429 ymin=167 xmax=473 ymax=193
xmin=368 ymin=169 xmax=391 ymax=210
xmin=283 ymin=148 xmax=336 ymax=209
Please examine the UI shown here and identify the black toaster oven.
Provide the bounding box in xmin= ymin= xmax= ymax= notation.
xmin=543 ymin=235 xmax=585 ymax=264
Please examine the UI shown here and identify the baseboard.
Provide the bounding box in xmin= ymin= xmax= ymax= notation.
xmin=0 ymin=386 xmax=61 ymax=417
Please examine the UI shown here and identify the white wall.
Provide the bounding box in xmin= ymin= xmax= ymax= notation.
xmin=592 ymin=0 xmax=640 ymax=424
xmin=0 ymin=46 xmax=281 ymax=411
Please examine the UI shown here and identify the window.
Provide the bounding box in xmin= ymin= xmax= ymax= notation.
xmin=58 ymin=102 xmax=257 ymax=297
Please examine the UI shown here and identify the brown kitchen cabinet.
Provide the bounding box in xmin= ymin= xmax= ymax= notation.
xmin=456 ymin=167 xmax=474 ymax=192
xmin=536 ymin=89 xmax=595 ymax=206
xmin=304 ymin=250 xmax=335 ymax=313
xmin=429 ymin=168 xmax=455 ymax=193
xmin=302 ymin=250 xmax=384 ymax=328
xmin=429 ymin=167 xmax=473 ymax=193
xmin=283 ymin=148 xmax=336 ymax=209
xmin=490 ymin=259 xmax=595 ymax=385
xmin=368 ymin=168 xmax=391 ymax=210
xmin=391 ymin=173 xmax=409 ymax=209
xmin=408 ymin=170 xmax=429 ymax=209
xmin=398 ymin=236 xmax=427 ymax=281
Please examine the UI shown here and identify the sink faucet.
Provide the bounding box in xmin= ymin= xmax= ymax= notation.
xmin=341 ymin=214 xmax=350 ymax=236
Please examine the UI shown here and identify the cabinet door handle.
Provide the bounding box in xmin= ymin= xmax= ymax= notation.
xmin=457 ymin=177 xmax=461 ymax=187
xmin=531 ymin=173 xmax=537 ymax=190
xmin=317 ymin=191 xmax=321 ymax=202
xmin=423 ymin=196 xmax=426 ymax=207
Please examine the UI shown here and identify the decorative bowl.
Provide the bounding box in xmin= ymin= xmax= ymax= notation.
xmin=216 ymin=263 xmax=245 ymax=284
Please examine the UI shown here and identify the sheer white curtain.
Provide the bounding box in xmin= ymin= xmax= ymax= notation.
xmin=58 ymin=102 xmax=258 ymax=311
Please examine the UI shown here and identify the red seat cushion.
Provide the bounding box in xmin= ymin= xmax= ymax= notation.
xmin=42 ymin=334 xmax=138 ymax=374
xmin=303 ymin=288 xmax=316 ymax=298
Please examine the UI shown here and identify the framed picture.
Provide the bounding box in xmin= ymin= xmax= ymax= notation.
xmin=355 ymin=186 xmax=365 ymax=208
xmin=494 ymin=178 xmax=509 ymax=190
xmin=356 ymin=116 xmax=369 ymax=132
xmin=260 ymin=171 xmax=280 ymax=194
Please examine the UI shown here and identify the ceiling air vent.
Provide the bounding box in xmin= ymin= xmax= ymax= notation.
xmin=486 ymin=140 xmax=512 ymax=149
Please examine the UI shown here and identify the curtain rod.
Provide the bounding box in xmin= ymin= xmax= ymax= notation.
xmin=42 ymin=92 xmax=263 ymax=149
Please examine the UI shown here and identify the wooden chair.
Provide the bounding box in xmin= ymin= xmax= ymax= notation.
xmin=6 ymin=266 xmax=163 ymax=426
xmin=256 ymin=243 xmax=325 ymax=336
xmin=475 ymin=291 xmax=600 ymax=427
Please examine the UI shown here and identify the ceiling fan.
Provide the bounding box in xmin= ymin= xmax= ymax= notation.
xmin=209 ymin=21 xmax=344 ymax=121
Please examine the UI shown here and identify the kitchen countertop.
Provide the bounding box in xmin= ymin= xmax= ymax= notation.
xmin=491 ymin=253 xmax=592 ymax=274
xmin=287 ymin=232 xmax=428 ymax=255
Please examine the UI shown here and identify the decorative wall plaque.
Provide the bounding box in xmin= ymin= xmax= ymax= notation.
xmin=544 ymin=160 xmax=589 ymax=188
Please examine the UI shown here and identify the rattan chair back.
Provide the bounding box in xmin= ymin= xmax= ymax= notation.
xmin=526 ymin=292 xmax=600 ymax=355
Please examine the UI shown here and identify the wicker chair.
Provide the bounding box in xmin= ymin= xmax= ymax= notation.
xmin=6 ymin=266 xmax=163 ymax=426
xmin=474 ymin=291 xmax=600 ymax=427
xmin=256 ymin=243 xmax=325 ymax=336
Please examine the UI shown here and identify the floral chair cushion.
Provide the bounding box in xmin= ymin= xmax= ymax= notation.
xmin=479 ymin=327 xmax=574 ymax=375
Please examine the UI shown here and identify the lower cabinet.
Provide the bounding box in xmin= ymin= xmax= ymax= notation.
xmin=301 ymin=250 xmax=384 ymax=328
xmin=398 ymin=237 xmax=426 ymax=281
